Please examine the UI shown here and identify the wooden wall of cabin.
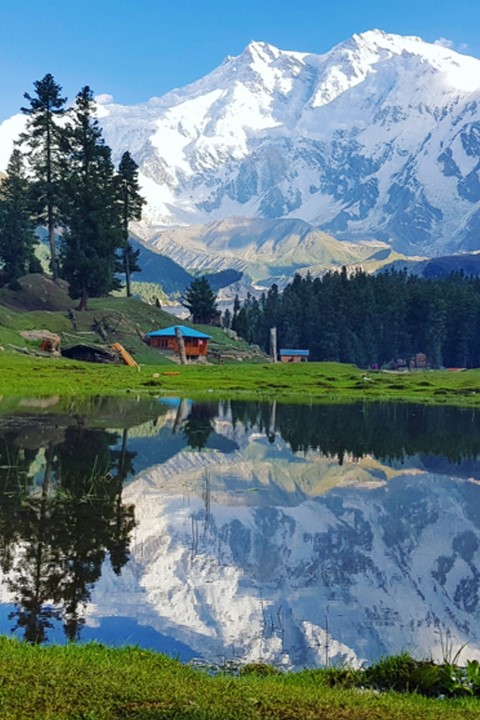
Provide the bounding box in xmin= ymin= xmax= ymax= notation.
xmin=148 ymin=336 xmax=209 ymax=357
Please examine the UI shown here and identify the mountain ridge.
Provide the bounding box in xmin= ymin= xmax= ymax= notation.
xmin=96 ymin=29 xmax=480 ymax=256
xmin=2 ymin=30 xmax=480 ymax=273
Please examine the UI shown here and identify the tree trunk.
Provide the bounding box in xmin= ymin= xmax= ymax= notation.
xmin=125 ymin=246 xmax=131 ymax=298
xmin=46 ymin=119 xmax=58 ymax=283
xmin=48 ymin=218 xmax=58 ymax=282
xmin=77 ymin=287 xmax=88 ymax=312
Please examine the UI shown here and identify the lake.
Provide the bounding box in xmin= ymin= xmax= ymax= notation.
xmin=1 ymin=396 xmax=480 ymax=669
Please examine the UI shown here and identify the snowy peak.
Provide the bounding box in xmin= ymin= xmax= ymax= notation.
xmin=342 ymin=28 xmax=479 ymax=80
xmin=241 ymin=40 xmax=283 ymax=64
xmin=2 ymin=30 xmax=480 ymax=257
xmin=307 ymin=29 xmax=480 ymax=111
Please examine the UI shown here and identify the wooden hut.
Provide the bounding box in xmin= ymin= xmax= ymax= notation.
xmin=145 ymin=325 xmax=211 ymax=358
xmin=61 ymin=343 xmax=117 ymax=364
xmin=279 ymin=348 xmax=310 ymax=363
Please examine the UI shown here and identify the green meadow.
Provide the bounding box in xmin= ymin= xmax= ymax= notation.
xmin=1 ymin=352 xmax=480 ymax=405
xmin=0 ymin=285 xmax=478 ymax=406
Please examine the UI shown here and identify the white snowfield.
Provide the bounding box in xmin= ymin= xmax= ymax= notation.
xmin=2 ymin=29 xmax=480 ymax=263
xmin=97 ymin=30 xmax=480 ymax=256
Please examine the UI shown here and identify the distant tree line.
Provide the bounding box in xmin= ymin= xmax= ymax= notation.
xmin=0 ymin=74 xmax=144 ymax=309
xmin=228 ymin=268 xmax=480 ymax=369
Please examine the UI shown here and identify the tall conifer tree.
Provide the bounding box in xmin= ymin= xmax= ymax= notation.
xmin=21 ymin=74 xmax=66 ymax=281
xmin=183 ymin=277 xmax=218 ymax=324
xmin=60 ymin=87 xmax=123 ymax=310
xmin=0 ymin=149 xmax=39 ymax=283
xmin=118 ymin=151 xmax=144 ymax=297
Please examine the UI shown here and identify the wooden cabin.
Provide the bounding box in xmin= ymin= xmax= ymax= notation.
xmin=145 ymin=325 xmax=211 ymax=358
xmin=279 ymin=348 xmax=310 ymax=363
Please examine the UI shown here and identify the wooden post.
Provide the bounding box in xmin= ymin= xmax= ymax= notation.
xmin=173 ymin=398 xmax=187 ymax=433
xmin=175 ymin=326 xmax=187 ymax=365
xmin=267 ymin=400 xmax=277 ymax=442
xmin=270 ymin=326 xmax=278 ymax=363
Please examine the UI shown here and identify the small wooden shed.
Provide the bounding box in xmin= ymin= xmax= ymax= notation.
xmin=61 ymin=343 xmax=116 ymax=364
xmin=145 ymin=325 xmax=211 ymax=358
xmin=279 ymin=348 xmax=310 ymax=363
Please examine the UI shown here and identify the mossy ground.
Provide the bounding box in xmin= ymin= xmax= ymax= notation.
xmin=0 ymin=640 xmax=478 ymax=720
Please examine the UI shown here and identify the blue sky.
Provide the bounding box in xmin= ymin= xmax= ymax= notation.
xmin=1 ymin=0 xmax=479 ymax=121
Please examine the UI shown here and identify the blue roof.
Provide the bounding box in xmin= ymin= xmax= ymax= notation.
xmin=146 ymin=325 xmax=211 ymax=339
xmin=279 ymin=348 xmax=310 ymax=356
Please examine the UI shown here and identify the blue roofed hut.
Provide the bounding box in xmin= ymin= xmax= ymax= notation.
xmin=145 ymin=325 xmax=211 ymax=358
xmin=279 ymin=348 xmax=310 ymax=363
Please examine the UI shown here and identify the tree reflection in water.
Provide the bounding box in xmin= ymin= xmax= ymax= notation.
xmin=0 ymin=425 xmax=136 ymax=643
xmin=181 ymin=402 xmax=218 ymax=450
xmin=230 ymin=401 xmax=480 ymax=464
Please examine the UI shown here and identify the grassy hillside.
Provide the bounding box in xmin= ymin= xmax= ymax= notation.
xmin=0 ymin=275 xmax=262 ymax=366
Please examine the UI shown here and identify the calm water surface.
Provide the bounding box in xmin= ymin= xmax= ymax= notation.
xmin=1 ymin=396 xmax=480 ymax=668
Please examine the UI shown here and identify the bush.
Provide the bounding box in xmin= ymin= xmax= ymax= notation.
xmin=239 ymin=663 xmax=280 ymax=677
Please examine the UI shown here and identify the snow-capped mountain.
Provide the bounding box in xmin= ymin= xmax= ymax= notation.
xmin=96 ymin=29 xmax=480 ymax=256
xmin=2 ymin=29 xmax=480 ymax=267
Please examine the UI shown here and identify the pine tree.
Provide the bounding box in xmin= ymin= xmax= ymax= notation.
xmin=232 ymin=294 xmax=241 ymax=329
xmin=117 ymin=151 xmax=144 ymax=297
xmin=222 ymin=307 xmax=232 ymax=329
xmin=232 ymin=306 xmax=250 ymax=340
xmin=256 ymin=284 xmax=281 ymax=351
xmin=281 ymin=282 xmax=303 ymax=348
xmin=21 ymin=74 xmax=67 ymax=281
xmin=60 ymin=87 xmax=123 ymax=310
xmin=0 ymin=149 xmax=39 ymax=284
xmin=182 ymin=276 xmax=218 ymax=324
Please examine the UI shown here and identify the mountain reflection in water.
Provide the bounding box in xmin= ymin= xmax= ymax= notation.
xmin=1 ymin=397 xmax=480 ymax=668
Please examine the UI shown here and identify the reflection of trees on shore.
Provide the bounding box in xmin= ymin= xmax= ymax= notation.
xmin=229 ymin=401 xmax=480 ymax=464
xmin=182 ymin=402 xmax=218 ymax=450
xmin=0 ymin=425 xmax=136 ymax=643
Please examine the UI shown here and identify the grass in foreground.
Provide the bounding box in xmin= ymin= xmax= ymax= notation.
xmin=0 ymin=640 xmax=479 ymax=720
xmin=1 ymin=353 xmax=480 ymax=405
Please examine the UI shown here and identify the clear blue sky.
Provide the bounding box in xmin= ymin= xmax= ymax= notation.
xmin=1 ymin=0 xmax=479 ymax=121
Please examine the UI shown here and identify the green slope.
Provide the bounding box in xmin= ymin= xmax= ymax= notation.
xmin=0 ymin=275 xmax=262 ymax=365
